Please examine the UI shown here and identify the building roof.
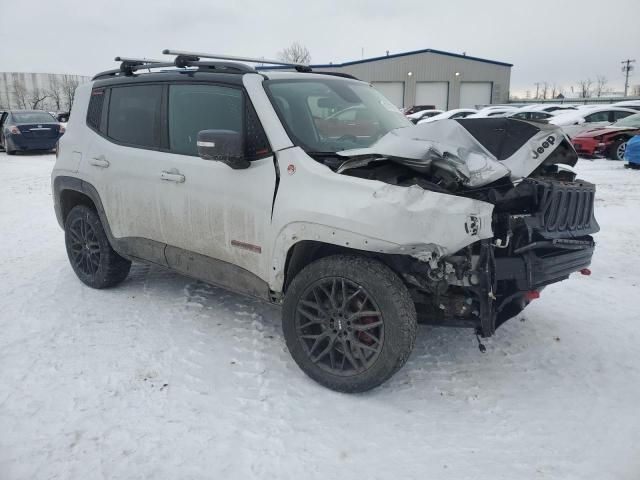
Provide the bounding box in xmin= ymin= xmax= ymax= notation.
xmin=298 ymin=48 xmax=513 ymax=69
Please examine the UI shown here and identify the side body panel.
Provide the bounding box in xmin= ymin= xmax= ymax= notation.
xmin=267 ymin=147 xmax=494 ymax=291
xmin=157 ymin=151 xmax=276 ymax=282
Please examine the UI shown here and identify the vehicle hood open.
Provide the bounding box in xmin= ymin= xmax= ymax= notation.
xmin=337 ymin=118 xmax=578 ymax=188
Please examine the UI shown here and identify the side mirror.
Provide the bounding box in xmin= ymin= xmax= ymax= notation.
xmin=197 ymin=129 xmax=249 ymax=170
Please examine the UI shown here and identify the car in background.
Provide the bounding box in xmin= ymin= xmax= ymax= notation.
xmin=406 ymin=109 xmax=444 ymax=124
xmin=314 ymin=105 xmax=380 ymax=139
xmin=0 ymin=110 xmax=64 ymax=155
xmin=465 ymin=106 xmax=519 ymax=118
xmin=549 ymin=106 xmax=637 ymax=138
xmin=613 ymin=100 xmax=640 ymax=112
xmin=624 ymin=135 xmax=640 ymax=168
xmin=403 ymin=104 xmax=436 ymax=115
xmin=518 ymin=104 xmax=578 ymax=114
xmin=508 ymin=108 xmax=557 ymax=122
xmin=417 ymin=108 xmax=478 ymax=124
xmin=571 ymin=113 xmax=640 ymax=160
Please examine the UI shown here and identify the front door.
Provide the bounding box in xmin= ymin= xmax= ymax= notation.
xmin=158 ymin=82 xmax=276 ymax=283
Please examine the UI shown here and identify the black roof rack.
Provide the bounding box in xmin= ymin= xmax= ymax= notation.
xmin=92 ymin=49 xmax=328 ymax=81
xmin=163 ymin=49 xmax=313 ymax=72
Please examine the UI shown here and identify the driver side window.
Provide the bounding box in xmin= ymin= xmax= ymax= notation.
xmin=167 ymin=83 xmax=270 ymax=159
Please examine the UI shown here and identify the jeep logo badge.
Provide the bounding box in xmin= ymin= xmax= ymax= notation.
xmin=532 ymin=135 xmax=556 ymax=159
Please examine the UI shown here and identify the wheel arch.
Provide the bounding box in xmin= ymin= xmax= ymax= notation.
xmin=281 ymin=239 xmax=424 ymax=296
xmin=53 ymin=176 xmax=117 ymax=246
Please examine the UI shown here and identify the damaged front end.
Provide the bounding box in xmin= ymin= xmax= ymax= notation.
xmin=314 ymin=118 xmax=599 ymax=337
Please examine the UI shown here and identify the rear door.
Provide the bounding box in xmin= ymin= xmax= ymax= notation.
xmin=160 ymin=82 xmax=276 ymax=282
xmin=84 ymin=83 xmax=169 ymax=263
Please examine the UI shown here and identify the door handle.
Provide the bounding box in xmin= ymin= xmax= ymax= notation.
xmin=160 ymin=170 xmax=186 ymax=183
xmin=89 ymin=156 xmax=110 ymax=168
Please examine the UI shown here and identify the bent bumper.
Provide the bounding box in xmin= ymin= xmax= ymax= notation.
xmin=7 ymin=133 xmax=59 ymax=151
xmin=495 ymin=242 xmax=594 ymax=291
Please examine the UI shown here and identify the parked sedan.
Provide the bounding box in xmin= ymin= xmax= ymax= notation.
xmin=508 ymin=109 xmax=557 ymax=122
xmin=465 ymin=107 xmax=519 ymax=118
xmin=406 ymin=109 xmax=444 ymax=124
xmin=571 ymin=113 xmax=640 ymax=160
xmin=549 ymin=106 xmax=637 ymax=138
xmin=0 ymin=110 xmax=64 ymax=155
xmin=417 ymin=108 xmax=478 ymax=124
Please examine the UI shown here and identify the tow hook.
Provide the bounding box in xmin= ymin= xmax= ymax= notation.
xmin=580 ymin=268 xmax=592 ymax=276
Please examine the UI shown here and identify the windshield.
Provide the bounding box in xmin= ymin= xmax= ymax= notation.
xmin=11 ymin=112 xmax=57 ymax=124
xmin=613 ymin=113 xmax=640 ymax=128
xmin=264 ymin=79 xmax=412 ymax=152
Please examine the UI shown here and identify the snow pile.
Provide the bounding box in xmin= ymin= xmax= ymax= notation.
xmin=0 ymin=153 xmax=639 ymax=479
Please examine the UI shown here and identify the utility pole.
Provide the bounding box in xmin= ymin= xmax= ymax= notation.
xmin=621 ymin=59 xmax=635 ymax=97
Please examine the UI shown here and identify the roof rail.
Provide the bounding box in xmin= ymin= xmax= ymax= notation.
xmin=163 ymin=49 xmax=313 ymax=72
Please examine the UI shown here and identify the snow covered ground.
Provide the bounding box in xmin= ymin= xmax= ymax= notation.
xmin=0 ymin=152 xmax=639 ymax=480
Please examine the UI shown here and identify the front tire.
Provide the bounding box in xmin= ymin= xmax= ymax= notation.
xmin=609 ymin=138 xmax=628 ymax=161
xmin=282 ymin=255 xmax=417 ymax=393
xmin=64 ymin=205 xmax=131 ymax=288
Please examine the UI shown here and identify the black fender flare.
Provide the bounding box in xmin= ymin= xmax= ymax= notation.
xmin=53 ymin=176 xmax=120 ymax=253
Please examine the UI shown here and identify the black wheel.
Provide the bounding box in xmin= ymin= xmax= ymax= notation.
xmin=282 ymin=255 xmax=417 ymax=393
xmin=64 ymin=205 xmax=131 ymax=288
xmin=609 ymin=138 xmax=628 ymax=161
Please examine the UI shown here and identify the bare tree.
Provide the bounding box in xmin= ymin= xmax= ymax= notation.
xmin=594 ymin=75 xmax=608 ymax=97
xmin=47 ymin=76 xmax=64 ymax=111
xmin=0 ymin=89 xmax=9 ymax=110
xmin=577 ymin=78 xmax=593 ymax=98
xmin=634 ymin=85 xmax=640 ymax=96
xmin=539 ymin=82 xmax=550 ymax=100
xmin=12 ymin=79 xmax=28 ymax=109
xmin=278 ymin=42 xmax=311 ymax=64
xmin=61 ymin=75 xmax=80 ymax=111
xmin=551 ymin=84 xmax=563 ymax=99
xmin=27 ymin=87 xmax=50 ymax=110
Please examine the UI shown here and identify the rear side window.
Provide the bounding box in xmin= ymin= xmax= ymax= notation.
xmin=87 ymin=88 xmax=105 ymax=131
xmin=585 ymin=111 xmax=609 ymax=123
xmin=168 ymin=84 xmax=243 ymax=156
xmin=107 ymin=84 xmax=163 ymax=148
xmin=612 ymin=110 xmax=633 ymax=121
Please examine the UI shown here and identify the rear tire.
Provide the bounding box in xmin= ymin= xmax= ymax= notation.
xmin=4 ymin=135 xmax=16 ymax=155
xmin=64 ymin=205 xmax=131 ymax=288
xmin=608 ymin=138 xmax=627 ymax=161
xmin=282 ymin=255 xmax=417 ymax=393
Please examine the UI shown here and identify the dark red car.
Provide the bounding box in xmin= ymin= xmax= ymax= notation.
xmin=572 ymin=113 xmax=640 ymax=160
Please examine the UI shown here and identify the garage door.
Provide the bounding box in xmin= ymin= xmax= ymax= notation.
xmin=415 ymin=82 xmax=449 ymax=110
xmin=460 ymin=82 xmax=492 ymax=108
xmin=371 ymin=82 xmax=404 ymax=108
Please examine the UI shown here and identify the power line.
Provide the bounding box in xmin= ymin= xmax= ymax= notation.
xmin=621 ymin=59 xmax=635 ymax=97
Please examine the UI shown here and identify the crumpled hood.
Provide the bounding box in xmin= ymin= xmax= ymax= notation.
xmin=337 ymin=118 xmax=577 ymax=187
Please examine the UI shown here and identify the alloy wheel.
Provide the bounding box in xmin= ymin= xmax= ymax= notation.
xmin=295 ymin=277 xmax=384 ymax=376
xmin=617 ymin=141 xmax=627 ymax=160
xmin=68 ymin=216 xmax=101 ymax=276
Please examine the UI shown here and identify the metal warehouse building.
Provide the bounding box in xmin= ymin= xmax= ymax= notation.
xmin=309 ymin=48 xmax=512 ymax=110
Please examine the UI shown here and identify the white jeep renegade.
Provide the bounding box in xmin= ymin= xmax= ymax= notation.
xmin=52 ymin=51 xmax=598 ymax=392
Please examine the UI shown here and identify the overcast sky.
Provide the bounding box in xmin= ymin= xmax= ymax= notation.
xmin=1 ymin=0 xmax=638 ymax=96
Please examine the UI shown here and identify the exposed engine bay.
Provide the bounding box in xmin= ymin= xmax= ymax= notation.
xmin=311 ymin=118 xmax=600 ymax=337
